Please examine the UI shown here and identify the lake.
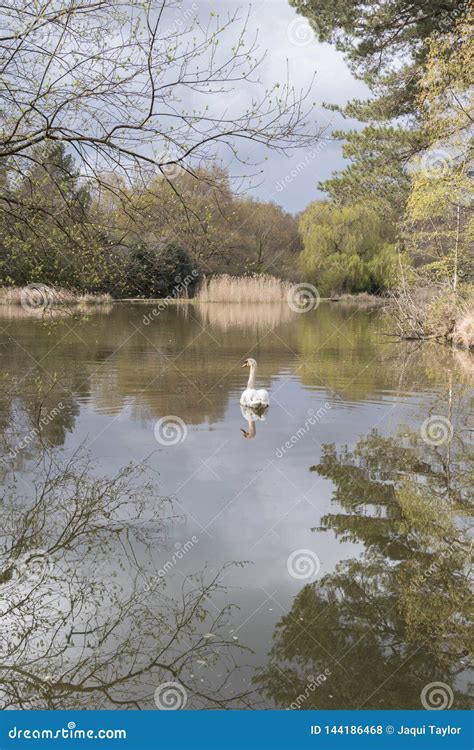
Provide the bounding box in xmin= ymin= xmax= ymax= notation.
xmin=0 ymin=301 xmax=472 ymax=710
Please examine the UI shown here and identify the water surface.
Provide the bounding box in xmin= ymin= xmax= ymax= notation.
xmin=1 ymin=302 xmax=472 ymax=709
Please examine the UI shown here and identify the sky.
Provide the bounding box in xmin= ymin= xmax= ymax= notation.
xmin=189 ymin=1 xmax=370 ymax=213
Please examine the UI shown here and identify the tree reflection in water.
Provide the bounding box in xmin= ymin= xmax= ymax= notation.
xmin=256 ymin=427 xmax=473 ymax=709
xmin=0 ymin=449 xmax=255 ymax=709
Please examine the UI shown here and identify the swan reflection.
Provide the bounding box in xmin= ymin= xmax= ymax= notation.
xmin=240 ymin=404 xmax=268 ymax=439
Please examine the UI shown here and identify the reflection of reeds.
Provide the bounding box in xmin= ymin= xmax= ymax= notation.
xmin=0 ymin=286 xmax=112 ymax=307
xmin=197 ymin=275 xmax=292 ymax=303
xmin=0 ymin=303 xmax=113 ymax=320
xmin=194 ymin=301 xmax=296 ymax=331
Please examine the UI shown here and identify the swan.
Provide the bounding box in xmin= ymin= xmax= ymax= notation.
xmin=240 ymin=358 xmax=269 ymax=409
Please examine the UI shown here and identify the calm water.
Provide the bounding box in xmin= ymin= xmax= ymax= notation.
xmin=1 ymin=302 xmax=472 ymax=710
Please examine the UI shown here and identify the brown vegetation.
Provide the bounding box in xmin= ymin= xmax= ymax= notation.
xmin=0 ymin=286 xmax=112 ymax=307
xmin=387 ymin=280 xmax=474 ymax=350
xmin=196 ymin=274 xmax=293 ymax=303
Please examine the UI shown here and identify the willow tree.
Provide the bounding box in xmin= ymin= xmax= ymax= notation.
xmin=298 ymin=201 xmax=399 ymax=295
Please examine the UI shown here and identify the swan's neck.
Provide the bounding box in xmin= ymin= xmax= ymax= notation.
xmin=247 ymin=363 xmax=257 ymax=389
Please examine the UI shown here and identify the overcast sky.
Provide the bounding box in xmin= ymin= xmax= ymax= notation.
xmin=190 ymin=1 xmax=369 ymax=214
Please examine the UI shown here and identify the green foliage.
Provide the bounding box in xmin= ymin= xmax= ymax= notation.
xmin=0 ymin=143 xmax=113 ymax=292
xmin=123 ymin=240 xmax=197 ymax=298
xmin=256 ymin=425 xmax=473 ymax=709
xmin=298 ymin=202 xmax=401 ymax=294
xmin=404 ymin=18 xmax=474 ymax=288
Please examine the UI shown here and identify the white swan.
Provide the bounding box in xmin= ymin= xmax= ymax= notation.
xmin=240 ymin=358 xmax=269 ymax=409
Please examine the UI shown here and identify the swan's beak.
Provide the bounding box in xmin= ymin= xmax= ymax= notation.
xmin=241 ymin=361 xmax=248 ymax=368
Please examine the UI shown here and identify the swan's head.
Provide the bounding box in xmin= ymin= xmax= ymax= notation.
xmin=241 ymin=357 xmax=257 ymax=368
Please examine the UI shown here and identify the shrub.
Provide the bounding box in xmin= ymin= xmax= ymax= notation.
xmin=123 ymin=240 xmax=198 ymax=298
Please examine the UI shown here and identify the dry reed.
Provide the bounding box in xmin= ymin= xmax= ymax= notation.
xmin=451 ymin=305 xmax=474 ymax=350
xmin=196 ymin=274 xmax=293 ymax=303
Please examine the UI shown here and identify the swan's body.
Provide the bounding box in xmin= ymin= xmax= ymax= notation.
xmin=240 ymin=358 xmax=269 ymax=409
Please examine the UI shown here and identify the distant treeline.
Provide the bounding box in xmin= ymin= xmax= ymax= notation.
xmin=0 ymin=2 xmax=472 ymax=300
xmin=0 ymin=147 xmax=301 ymax=298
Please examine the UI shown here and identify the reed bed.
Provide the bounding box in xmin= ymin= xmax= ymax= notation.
xmin=196 ymin=274 xmax=293 ymax=303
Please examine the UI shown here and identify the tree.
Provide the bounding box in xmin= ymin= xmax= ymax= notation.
xmin=124 ymin=239 xmax=197 ymax=298
xmin=117 ymin=166 xmax=236 ymax=270
xmin=229 ymin=198 xmax=301 ymax=277
xmin=298 ymin=201 xmax=400 ymax=294
xmin=0 ymin=143 xmax=111 ymax=290
xmin=290 ymin=0 xmax=470 ymax=215
xmin=0 ymin=1 xmax=318 ymax=210
xmin=405 ymin=18 xmax=474 ymax=288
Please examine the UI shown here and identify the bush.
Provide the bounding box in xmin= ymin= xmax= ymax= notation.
xmin=123 ymin=240 xmax=198 ymax=298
